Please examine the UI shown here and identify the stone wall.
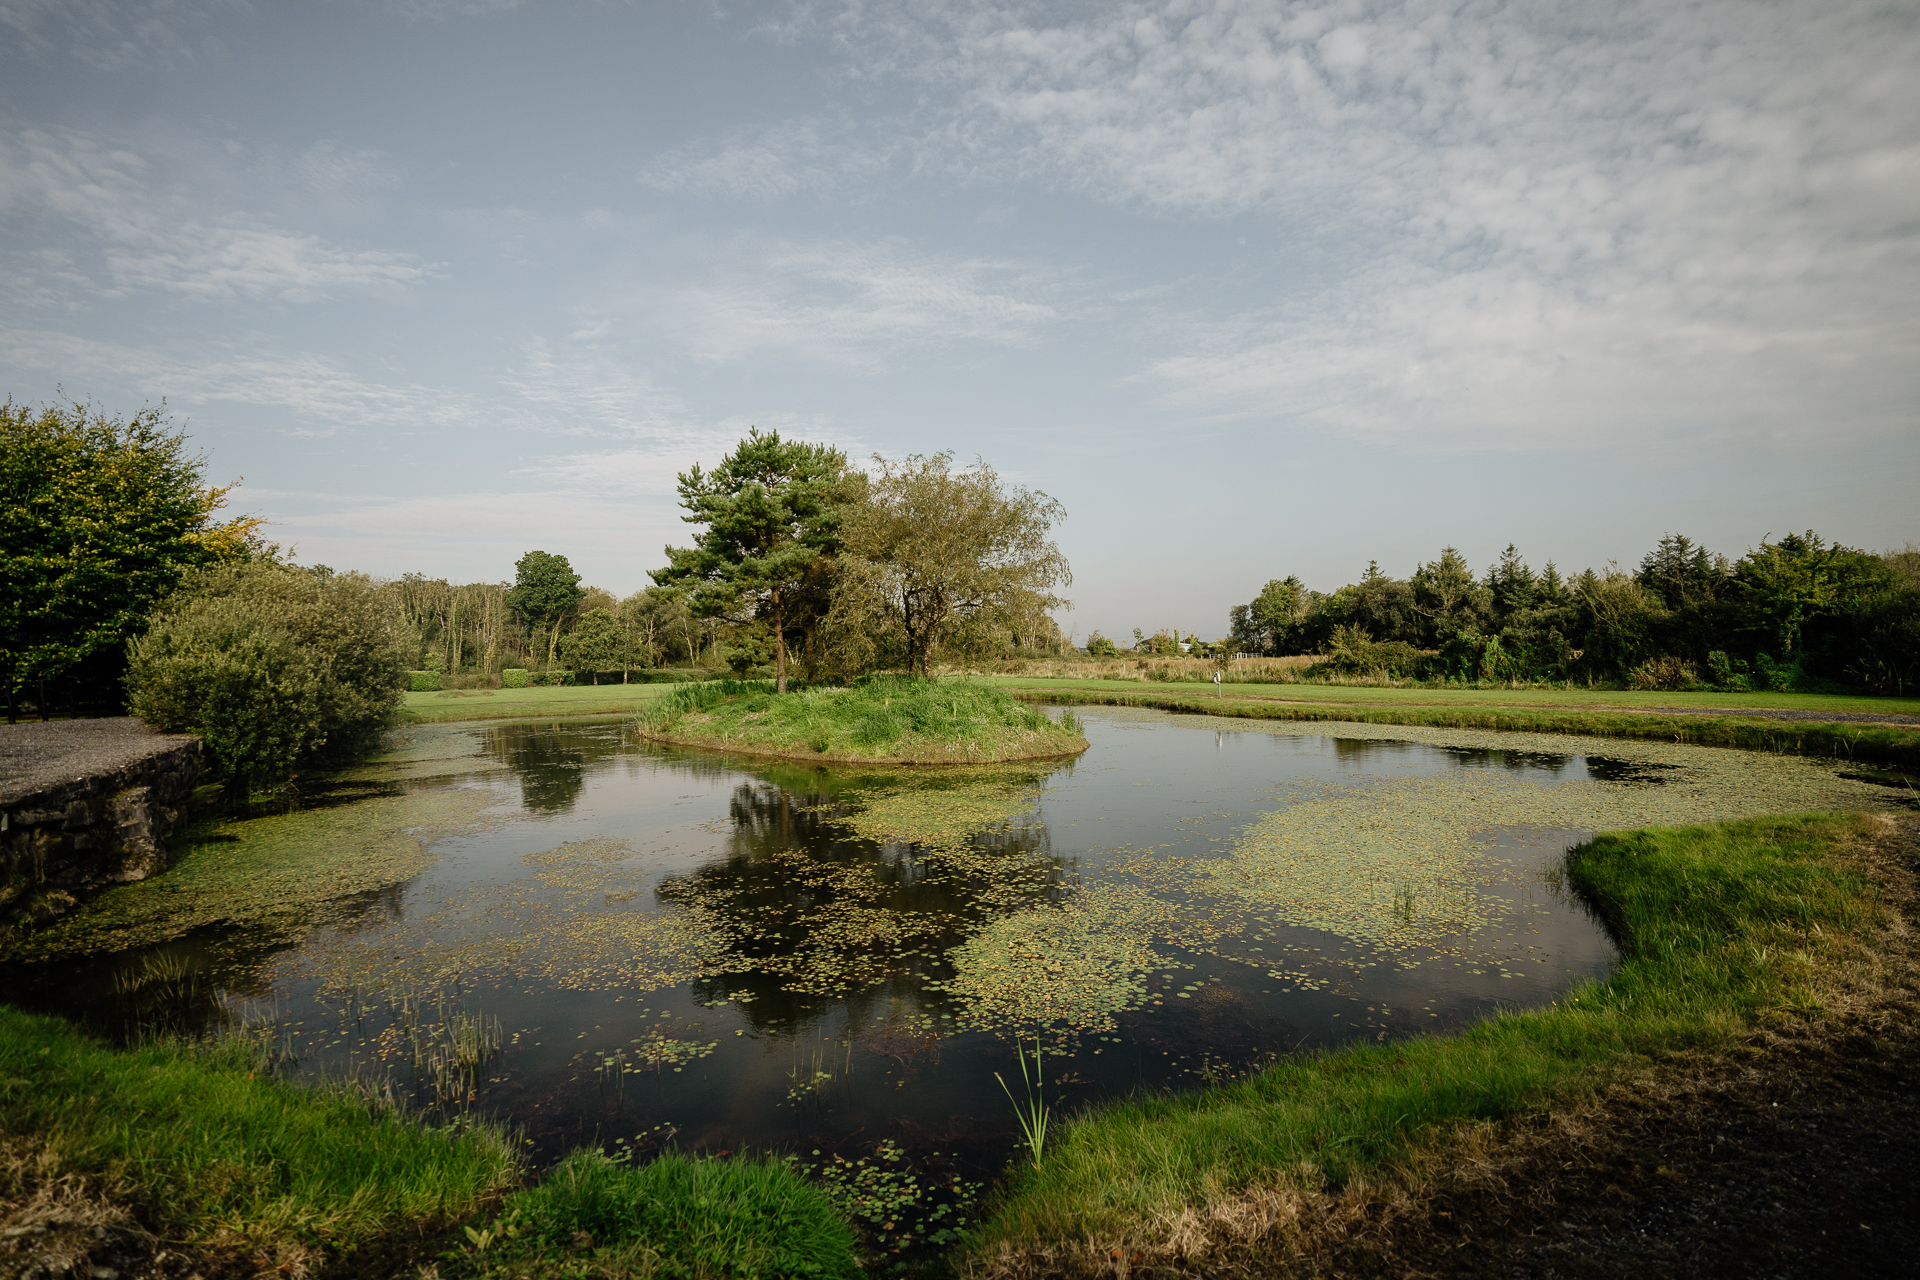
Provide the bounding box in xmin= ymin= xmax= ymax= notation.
xmin=1 ymin=718 xmax=203 ymax=935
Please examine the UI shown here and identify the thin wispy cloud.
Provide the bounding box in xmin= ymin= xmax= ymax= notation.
xmin=778 ymin=0 xmax=1920 ymax=449
xmin=669 ymin=238 xmax=1067 ymax=368
xmin=0 ymin=327 xmax=479 ymax=431
xmin=0 ymin=128 xmax=436 ymax=302
xmin=638 ymin=116 xmax=893 ymax=201
xmin=3 ymin=0 xmax=1911 ymax=621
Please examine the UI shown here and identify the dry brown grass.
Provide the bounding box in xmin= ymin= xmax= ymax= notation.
xmin=960 ymin=656 xmax=1318 ymax=683
xmin=0 ymin=1132 xmax=201 ymax=1280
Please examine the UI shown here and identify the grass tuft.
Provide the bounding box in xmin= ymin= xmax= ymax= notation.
xmin=456 ymin=1148 xmax=862 ymax=1279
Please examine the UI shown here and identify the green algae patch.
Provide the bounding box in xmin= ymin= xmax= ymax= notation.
xmin=3 ymin=784 xmax=496 ymax=962
xmin=965 ymin=811 xmax=1901 ymax=1271
xmin=640 ymin=676 xmax=1089 ymax=764
xmin=1006 ymin=684 xmax=1920 ymax=772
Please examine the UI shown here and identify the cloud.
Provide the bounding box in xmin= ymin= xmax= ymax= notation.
xmin=0 ymin=128 xmax=436 ymax=301
xmin=667 ymin=238 xmax=1066 ymax=367
xmin=794 ymin=0 xmax=1920 ymax=448
xmin=0 ymin=0 xmax=242 ymax=72
xmin=0 ymin=326 xmax=480 ymax=430
xmin=638 ymin=116 xmax=893 ymax=201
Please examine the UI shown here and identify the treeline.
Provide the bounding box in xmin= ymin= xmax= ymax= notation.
xmin=385 ymin=569 xmax=712 ymax=683
xmin=4 ymin=402 xmax=1077 ymax=792
xmin=1226 ymin=535 xmax=1920 ymax=694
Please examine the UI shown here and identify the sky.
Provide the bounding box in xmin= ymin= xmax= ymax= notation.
xmin=3 ymin=0 xmax=1916 ymax=644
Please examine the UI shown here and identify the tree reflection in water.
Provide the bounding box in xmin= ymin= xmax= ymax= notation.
xmin=663 ymin=775 xmax=1065 ymax=1034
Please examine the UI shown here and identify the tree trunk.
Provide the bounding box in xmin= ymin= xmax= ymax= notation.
xmin=772 ymin=588 xmax=787 ymax=694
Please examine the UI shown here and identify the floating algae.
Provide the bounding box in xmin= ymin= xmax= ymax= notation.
xmin=17 ymin=704 xmax=1905 ymax=1194
xmin=4 ymin=784 xmax=496 ymax=962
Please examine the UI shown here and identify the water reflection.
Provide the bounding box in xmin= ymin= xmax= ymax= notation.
xmin=662 ymin=779 xmax=1068 ymax=1033
xmin=8 ymin=708 xmax=1681 ymax=1210
xmin=482 ymin=722 xmax=598 ymax=812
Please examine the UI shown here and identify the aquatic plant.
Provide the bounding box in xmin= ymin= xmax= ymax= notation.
xmin=995 ymin=1037 xmax=1051 ymax=1169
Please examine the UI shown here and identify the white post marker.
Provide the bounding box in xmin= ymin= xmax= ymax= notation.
xmin=1213 ymin=668 xmax=1223 ymax=698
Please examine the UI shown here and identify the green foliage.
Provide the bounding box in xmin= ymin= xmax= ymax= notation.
xmin=508 ymin=551 xmax=586 ymax=668
xmin=501 ymin=668 xmax=531 ymax=688
xmin=1 ymin=397 xmax=265 ymax=697
xmin=126 ymin=563 xmax=405 ymax=791
xmin=1085 ymin=631 xmax=1119 ymax=657
xmin=0 ymin=1005 xmax=518 ymax=1267
xmin=968 ymin=813 xmax=1882 ymax=1258
xmin=529 ymin=670 xmax=576 ymax=687
xmin=653 ymin=428 xmax=852 ymax=693
xmin=561 ymin=607 xmax=626 ymax=682
xmin=458 ymin=1149 xmax=861 ymax=1280
xmin=1231 ymin=530 xmax=1917 ymax=693
xmin=408 ymin=670 xmax=442 ymax=692
xmin=641 ymin=676 xmax=1084 ymax=763
xmin=1318 ymin=625 xmax=1427 ymax=677
xmin=827 ymin=452 xmax=1070 ymax=679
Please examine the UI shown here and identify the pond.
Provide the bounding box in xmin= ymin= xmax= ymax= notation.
xmin=2 ymin=705 xmax=1893 ymax=1227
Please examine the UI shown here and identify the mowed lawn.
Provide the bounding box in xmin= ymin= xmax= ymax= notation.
xmin=395 ymin=681 xmax=675 ymax=724
xmin=393 ymin=673 xmax=1920 ymax=730
xmin=981 ymin=675 xmax=1920 ymax=720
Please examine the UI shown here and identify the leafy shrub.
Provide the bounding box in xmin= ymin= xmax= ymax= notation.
xmin=127 ymin=563 xmax=405 ymax=792
xmin=529 ymin=670 xmax=575 ymax=687
xmin=1627 ymin=655 xmax=1707 ymax=691
xmin=466 ymin=1149 xmax=860 ymax=1279
xmin=1706 ymin=650 xmax=1753 ymax=691
xmin=407 ymin=670 xmax=441 ymax=692
xmin=1085 ymin=632 xmax=1119 ymax=657
xmin=1321 ymin=624 xmax=1428 ymax=677
xmin=501 ymin=668 xmax=530 ymax=688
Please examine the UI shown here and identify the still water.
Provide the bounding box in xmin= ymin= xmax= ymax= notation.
xmin=20 ymin=703 xmax=1886 ymax=1194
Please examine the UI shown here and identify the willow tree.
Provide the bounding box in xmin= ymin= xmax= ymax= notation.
xmin=828 ymin=452 xmax=1069 ymax=678
xmin=653 ymin=429 xmax=851 ymax=694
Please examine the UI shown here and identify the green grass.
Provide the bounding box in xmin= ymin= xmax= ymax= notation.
xmin=0 ymin=1010 xmax=865 ymax=1277
xmin=966 ymin=811 xmax=1888 ymax=1264
xmin=0 ymin=1006 xmax=519 ymax=1269
xmin=639 ymin=676 xmax=1089 ymax=764
xmin=396 ymin=681 xmax=677 ymax=724
xmin=454 ymin=1149 xmax=862 ymax=1279
xmin=989 ymin=680 xmax=1920 ymax=773
xmin=984 ymin=674 xmax=1920 ymax=717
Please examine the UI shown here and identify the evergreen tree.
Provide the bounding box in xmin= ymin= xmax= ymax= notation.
xmin=653 ymin=428 xmax=851 ymax=693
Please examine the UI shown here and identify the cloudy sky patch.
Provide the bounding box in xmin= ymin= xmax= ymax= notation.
xmin=2 ymin=0 xmax=1913 ymax=636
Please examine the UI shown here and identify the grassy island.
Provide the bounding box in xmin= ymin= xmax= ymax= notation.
xmin=637 ymin=676 xmax=1090 ymax=765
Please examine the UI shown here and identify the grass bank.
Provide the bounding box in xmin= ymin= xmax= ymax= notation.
xmin=986 ymin=674 xmax=1920 ymax=718
xmin=965 ymin=811 xmax=1899 ymax=1276
xmin=0 ymin=1009 xmax=866 ymax=1278
xmin=395 ymin=681 xmax=675 ymax=725
xmin=992 ymin=680 xmax=1920 ymax=774
xmin=638 ymin=677 xmax=1090 ymax=765
xmin=0 ymin=1007 xmax=519 ymax=1274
